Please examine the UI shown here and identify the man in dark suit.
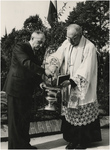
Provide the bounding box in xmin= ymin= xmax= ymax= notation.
xmin=3 ymin=30 xmax=52 ymax=149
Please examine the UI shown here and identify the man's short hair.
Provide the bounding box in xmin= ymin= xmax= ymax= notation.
xmin=33 ymin=30 xmax=44 ymax=35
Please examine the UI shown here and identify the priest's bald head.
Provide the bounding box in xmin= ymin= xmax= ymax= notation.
xmin=67 ymin=24 xmax=82 ymax=46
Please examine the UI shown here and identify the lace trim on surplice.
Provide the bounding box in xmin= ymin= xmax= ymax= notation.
xmin=63 ymin=101 xmax=99 ymax=126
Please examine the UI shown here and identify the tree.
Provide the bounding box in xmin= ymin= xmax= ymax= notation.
xmin=46 ymin=21 xmax=66 ymax=47
xmin=23 ymin=14 xmax=45 ymax=32
xmin=66 ymin=1 xmax=109 ymax=49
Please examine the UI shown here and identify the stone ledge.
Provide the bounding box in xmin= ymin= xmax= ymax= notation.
xmin=1 ymin=119 xmax=62 ymax=139
xmin=29 ymin=119 xmax=62 ymax=134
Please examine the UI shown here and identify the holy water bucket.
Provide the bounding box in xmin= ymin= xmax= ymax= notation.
xmin=44 ymin=86 xmax=60 ymax=111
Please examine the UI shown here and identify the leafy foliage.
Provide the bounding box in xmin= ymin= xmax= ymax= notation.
xmin=23 ymin=14 xmax=46 ymax=32
xmin=66 ymin=1 xmax=109 ymax=49
xmin=46 ymin=21 xmax=66 ymax=47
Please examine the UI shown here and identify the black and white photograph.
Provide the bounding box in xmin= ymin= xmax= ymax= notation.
xmin=0 ymin=0 xmax=109 ymax=149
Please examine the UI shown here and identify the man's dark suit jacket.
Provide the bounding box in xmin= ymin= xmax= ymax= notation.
xmin=3 ymin=42 xmax=45 ymax=98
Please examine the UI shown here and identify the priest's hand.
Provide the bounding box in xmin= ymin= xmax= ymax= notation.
xmin=60 ymin=80 xmax=71 ymax=88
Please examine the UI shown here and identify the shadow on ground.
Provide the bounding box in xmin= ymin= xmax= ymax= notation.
xmin=88 ymin=128 xmax=109 ymax=148
xmin=32 ymin=129 xmax=109 ymax=149
xmin=33 ymin=138 xmax=68 ymax=149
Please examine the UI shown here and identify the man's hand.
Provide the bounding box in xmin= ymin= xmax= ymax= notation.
xmin=60 ymin=80 xmax=71 ymax=88
xmin=40 ymin=82 xmax=46 ymax=89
